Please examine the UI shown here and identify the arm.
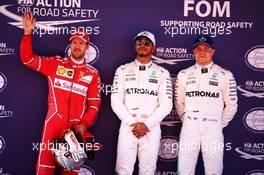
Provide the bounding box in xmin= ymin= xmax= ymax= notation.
xmin=145 ymin=69 xmax=173 ymax=129
xmin=20 ymin=11 xmax=36 ymax=65
xmin=111 ymin=66 xmax=136 ymax=125
xmin=222 ymin=71 xmax=238 ymax=127
xmin=175 ymin=71 xmax=186 ymax=119
xmin=20 ymin=12 xmax=54 ymax=76
xmin=81 ymin=72 xmax=101 ymax=128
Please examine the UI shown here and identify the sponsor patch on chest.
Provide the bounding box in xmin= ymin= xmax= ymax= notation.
xmin=79 ymin=75 xmax=93 ymax=84
xmin=56 ymin=66 xmax=74 ymax=79
xmin=125 ymin=74 xmax=136 ymax=81
xmin=54 ymin=78 xmax=88 ymax=96
xmin=209 ymin=81 xmax=218 ymax=86
xmin=149 ymin=78 xmax=158 ymax=84
xmin=149 ymin=70 xmax=158 ymax=78
xmin=187 ymin=80 xmax=196 ymax=85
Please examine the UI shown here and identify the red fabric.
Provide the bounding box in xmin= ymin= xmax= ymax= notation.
xmin=69 ymin=28 xmax=89 ymax=43
xmin=20 ymin=35 xmax=101 ymax=175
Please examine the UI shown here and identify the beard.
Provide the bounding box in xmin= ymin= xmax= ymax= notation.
xmin=138 ymin=53 xmax=147 ymax=57
xmin=71 ymin=50 xmax=85 ymax=60
xmin=137 ymin=49 xmax=149 ymax=57
xmin=136 ymin=47 xmax=153 ymax=57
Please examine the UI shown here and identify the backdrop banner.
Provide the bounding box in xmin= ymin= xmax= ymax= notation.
xmin=0 ymin=0 xmax=263 ymax=174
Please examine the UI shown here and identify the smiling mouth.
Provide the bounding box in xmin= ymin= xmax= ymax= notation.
xmin=138 ymin=48 xmax=147 ymax=52
xmin=138 ymin=53 xmax=147 ymax=57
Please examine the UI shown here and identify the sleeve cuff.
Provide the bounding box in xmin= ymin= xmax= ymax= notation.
xmin=145 ymin=119 xmax=158 ymax=129
xmin=123 ymin=117 xmax=136 ymax=126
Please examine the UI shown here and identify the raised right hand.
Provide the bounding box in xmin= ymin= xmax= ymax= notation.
xmin=22 ymin=11 xmax=36 ymax=35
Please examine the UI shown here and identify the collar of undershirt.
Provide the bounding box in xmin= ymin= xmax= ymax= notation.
xmin=70 ymin=57 xmax=85 ymax=65
xmin=195 ymin=62 xmax=214 ymax=70
xmin=134 ymin=59 xmax=153 ymax=68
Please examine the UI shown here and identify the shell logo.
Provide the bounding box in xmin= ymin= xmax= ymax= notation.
xmin=58 ymin=68 xmax=65 ymax=75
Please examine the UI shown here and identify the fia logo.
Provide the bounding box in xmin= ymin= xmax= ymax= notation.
xmin=17 ymin=0 xmax=34 ymax=6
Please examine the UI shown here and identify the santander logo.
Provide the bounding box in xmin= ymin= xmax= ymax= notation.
xmin=72 ymin=85 xmax=86 ymax=95
xmin=54 ymin=78 xmax=87 ymax=96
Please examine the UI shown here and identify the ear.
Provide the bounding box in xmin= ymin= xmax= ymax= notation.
xmin=211 ymin=48 xmax=215 ymax=56
xmin=152 ymin=46 xmax=156 ymax=53
xmin=86 ymin=43 xmax=89 ymax=50
xmin=134 ymin=44 xmax=137 ymax=51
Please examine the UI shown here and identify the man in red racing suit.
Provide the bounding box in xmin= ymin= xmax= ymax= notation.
xmin=20 ymin=12 xmax=101 ymax=175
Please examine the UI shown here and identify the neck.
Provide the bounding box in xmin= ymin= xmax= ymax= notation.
xmin=196 ymin=61 xmax=213 ymax=67
xmin=136 ymin=56 xmax=151 ymax=64
xmin=71 ymin=57 xmax=84 ymax=64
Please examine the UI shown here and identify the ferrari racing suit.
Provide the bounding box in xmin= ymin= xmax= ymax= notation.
xmin=20 ymin=35 xmax=101 ymax=175
xmin=175 ymin=63 xmax=238 ymax=175
xmin=111 ymin=60 xmax=173 ymax=175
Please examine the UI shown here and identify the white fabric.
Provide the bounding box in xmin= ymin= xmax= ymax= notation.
xmin=175 ymin=63 xmax=238 ymax=175
xmin=111 ymin=60 xmax=173 ymax=174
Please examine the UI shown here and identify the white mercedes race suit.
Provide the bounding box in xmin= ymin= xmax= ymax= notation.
xmin=175 ymin=63 xmax=238 ymax=175
xmin=111 ymin=60 xmax=172 ymax=175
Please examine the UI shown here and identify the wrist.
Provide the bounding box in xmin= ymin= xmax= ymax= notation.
xmin=24 ymin=30 xmax=32 ymax=35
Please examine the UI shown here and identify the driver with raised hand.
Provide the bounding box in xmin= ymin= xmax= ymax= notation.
xmin=20 ymin=12 xmax=101 ymax=175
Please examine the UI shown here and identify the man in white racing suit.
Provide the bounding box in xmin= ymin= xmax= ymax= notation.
xmin=175 ymin=35 xmax=238 ymax=175
xmin=111 ymin=31 xmax=173 ymax=175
